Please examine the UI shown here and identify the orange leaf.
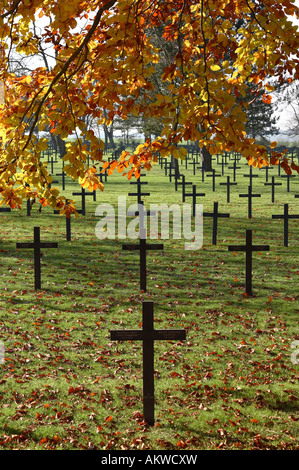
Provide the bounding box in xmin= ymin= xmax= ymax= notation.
xmin=105 ymin=415 xmax=113 ymax=422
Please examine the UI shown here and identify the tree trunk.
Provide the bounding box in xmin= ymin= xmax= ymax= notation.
xmin=201 ymin=145 xmax=213 ymax=172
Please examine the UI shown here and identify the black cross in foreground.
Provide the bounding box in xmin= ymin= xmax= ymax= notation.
xmin=228 ymin=229 xmax=270 ymax=296
xmin=16 ymin=226 xmax=58 ymax=290
xmin=239 ymin=186 xmax=261 ymax=218
xmin=272 ymin=203 xmax=299 ymax=247
xmin=122 ymin=236 xmax=164 ymax=292
xmin=203 ymin=202 xmax=230 ymax=245
xmin=110 ymin=301 xmax=186 ymax=426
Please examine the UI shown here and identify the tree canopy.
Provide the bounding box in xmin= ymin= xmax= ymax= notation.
xmin=0 ymin=0 xmax=299 ymax=212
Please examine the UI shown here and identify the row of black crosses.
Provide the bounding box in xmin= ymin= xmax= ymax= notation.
xmin=171 ymin=160 xmax=299 ymax=214
xmin=5 ymin=153 xmax=298 ymax=426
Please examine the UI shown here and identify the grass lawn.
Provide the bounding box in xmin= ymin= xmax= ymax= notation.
xmin=0 ymin=149 xmax=298 ymax=450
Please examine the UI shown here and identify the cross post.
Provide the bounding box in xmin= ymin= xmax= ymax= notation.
xmin=185 ymin=184 xmax=205 ymax=216
xmin=228 ymin=229 xmax=270 ymax=295
xmin=220 ymin=175 xmax=237 ymax=203
xmin=228 ymin=161 xmax=241 ymax=182
xmin=203 ymin=201 xmax=230 ymax=245
xmin=272 ymin=203 xmax=299 ymax=246
xmin=243 ymin=166 xmax=259 ymax=188
xmin=239 ymin=186 xmax=261 ymax=218
xmin=206 ymin=169 xmax=221 ymax=192
xmin=264 ymin=176 xmax=282 ymax=203
xmin=16 ymin=226 xmax=58 ymax=290
xmin=122 ymin=237 xmax=164 ymax=292
xmin=110 ymin=301 xmax=186 ymax=425
xmin=72 ymin=187 xmax=94 ymax=215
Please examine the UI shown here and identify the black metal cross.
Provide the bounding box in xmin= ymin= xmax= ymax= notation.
xmin=280 ymin=173 xmax=296 ymax=193
xmin=243 ymin=165 xmax=259 ymax=188
xmin=54 ymin=201 xmax=72 ymax=241
xmin=272 ymin=203 xmax=299 ymax=247
xmin=56 ymin=170 xmax=66 ymax=190
xmin=16 ymin=226 xmax=58 ymax=290
xmin=176 ymin=174 xmax=192 ymax=202
xmin=259 ymin=165 xmax=273 ymax=183
xmin=203 ymin=201 xmax=230 ymax=245
xmin=122 ymin=236 xmax=164 ymax=292
xmin=72 ymin=187 xmax=94 ymax=215
xmin=206 ymin=169 xmax=221 ymax=192
xmin=264 ymin=176 xmax=282 ymax=203
xmin=128 ymin=179 xmax=150 ymax=205
xmin=239 ymin=186 xmax=261 ymax=218
xmin=110 ymin=301 xmax=186 ymax=426
xmin=228 ymin=229 xmax=270 ymax=296
xmin=184 ymin=184 xmax=205 ymax=216
xmin=220 ymin=175 xmax=237 ymax=203
xmin=228 ymin=161 xmax=241 ymax=182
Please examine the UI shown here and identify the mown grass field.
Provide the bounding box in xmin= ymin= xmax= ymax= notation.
xmin=0 ymin=148 xmax=298 ymax=450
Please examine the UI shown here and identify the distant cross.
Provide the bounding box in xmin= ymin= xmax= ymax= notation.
xmin=280 ymin=173 xmax=296 ymax=193
xmin=190 ymin=159 xmax=200 ymax=176
xmin=56 ymin=170 xmax=66 ymax=190
xmin=16 ymin=226 xmax=58 ymax=290
xmin=218 ymin=156 xmax=228 ymax=176
xmin=203 ymin=201 xmax=230 ymax=245
xmin=243 ymin=165 xmax=259 ymax=188
xmin=206 ymin=169 xmax=221 ymax=192
xmin=220 ymin=175 xmax=237 ymax=203
xmin=259 ymin=165 xmax=273 ymax=183
xmin=128 ymin=178 xmax=150 ymax=205
xmin=239 ymin=186 xmax=261 ymax=218
xmin=272 ymin=203 xmax=299 ymax=247
xmin=228 ymin=229 xmax=270 ymax=296
xmin=122 ymin=235 xmax=164 ymax=292
xmin=72 ymin=187 xmax=94 ymax=215
xmin=176 ymin=174 xmax=192 ymax=202
xmin=228 ymin=161 xmax=241 ymax=182
xmin=110 ymin=301 xmax=186 ymax=426
xmin=264 ymin=176 xmax=282 ymax=203
xmin=185 ymin=184 xmax=205 ymax=216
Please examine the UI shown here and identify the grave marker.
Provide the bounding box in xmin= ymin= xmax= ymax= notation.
xmin=122 ymin=235 xmax=164 ymax=292
xmin=203 ymin=201 xmax=230 ymax=245
xmin=228 ymin=161 xmax=241 ymax=182
xmin=206 ymin=169 xmax=221 ymax=192
xmin=16 ymin=226 xmax=58 ymax=290
xmin=128 ymin=181 xmax=150 ymax=205
xmin=110 ymin=301 xmax=186 ymax=426
xmin=243 ymin=165 xmax=259 ymax=188
xmin=72 ymin=187 xmax=94 ymax=215
xmin=280 ymin=173 xmax=296 ymax=193
xmin=220 ymin=175 xmax=237 ymax=203
xmin=264 ymin=176 xmax=282 ymax=203
xmin=228 ymin=229 xmax=270 ymax=296
xmin=272 ymin=203 xmax=299 ymax=247
xmin=239 ymin=186 xmax=261 ymax=218
xmin=184 ymin=184 xmax=205 ymax=216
